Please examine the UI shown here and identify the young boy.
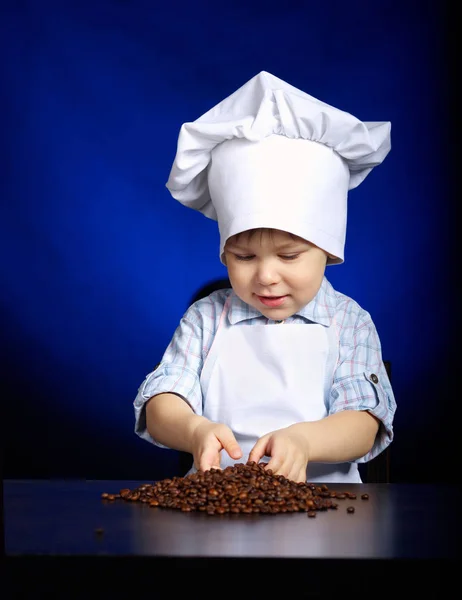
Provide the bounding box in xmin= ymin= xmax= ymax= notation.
xmin=134 ymin=71 xmax=397 ymax=483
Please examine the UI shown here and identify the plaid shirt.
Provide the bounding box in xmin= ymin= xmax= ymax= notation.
xmin=134 ymin=276 xmax=396 ymax=463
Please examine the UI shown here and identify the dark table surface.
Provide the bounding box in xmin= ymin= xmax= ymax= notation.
xmin=3 ymin=479 xmax=461 ymax=597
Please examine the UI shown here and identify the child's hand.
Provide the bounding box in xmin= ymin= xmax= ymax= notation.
xmin=191 ymin=419 xmax=242 ymax=472
xmin=248 ymin=426 xmax=310 ymax=483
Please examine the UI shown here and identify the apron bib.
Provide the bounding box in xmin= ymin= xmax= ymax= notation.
xmin=195 ymin=316 xmax=361 ymax=483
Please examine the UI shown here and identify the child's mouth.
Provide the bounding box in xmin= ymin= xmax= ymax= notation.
xmin=256 ymin=295 xmax=287 ymax=308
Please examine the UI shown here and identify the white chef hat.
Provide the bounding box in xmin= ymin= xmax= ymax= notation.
xmin=166 ymin=71 xmax=391 ymax=264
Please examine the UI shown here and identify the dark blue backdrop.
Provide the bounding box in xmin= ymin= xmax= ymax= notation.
xmin=1 ymin=0 xmax=459 ymax=482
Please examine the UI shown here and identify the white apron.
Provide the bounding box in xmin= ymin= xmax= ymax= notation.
xmin=192 ymin=309 xmax=361 ymax=484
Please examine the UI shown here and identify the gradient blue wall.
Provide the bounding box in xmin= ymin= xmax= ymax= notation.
xmin=1 ymin=0 xmax=458 ymax=482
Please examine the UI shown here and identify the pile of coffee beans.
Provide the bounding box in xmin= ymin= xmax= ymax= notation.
xmin=102 ymin=461 xmax=367 ymax=516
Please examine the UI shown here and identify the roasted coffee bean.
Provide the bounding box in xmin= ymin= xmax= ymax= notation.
xmin=103 ymin=461 xmax=369 ymax=516
xmin=347 ymin=506 xmax=355 ymax=513
xmin=361 ymin=493 xmax=369 ymax=500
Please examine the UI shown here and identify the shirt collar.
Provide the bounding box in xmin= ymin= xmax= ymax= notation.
xmin=227 ymin=276 xmax=336 ymax=326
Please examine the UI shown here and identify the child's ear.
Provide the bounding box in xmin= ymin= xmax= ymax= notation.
xmin=221 ymin=253 xmax=228 ymax=266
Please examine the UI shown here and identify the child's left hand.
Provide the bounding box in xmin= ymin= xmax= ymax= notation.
xmin=248 ymin=425 xmax=310 ymax=483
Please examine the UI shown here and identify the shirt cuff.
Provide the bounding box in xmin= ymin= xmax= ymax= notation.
xmin=330 ymin=371 xmax=395 ymax=463
xmin=133 ymin=365 xmax=202 ymax=448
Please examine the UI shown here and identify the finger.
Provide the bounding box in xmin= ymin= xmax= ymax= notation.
xmin=283 ymin=450 xmax=308 ymax=482
xmin=261 ymin=439 xmax=287 ymax=474
xmin=297 ymin=466 xmax=307 ymax=483
xmin=264 ymin=453 xmax=286 ymax=476
xmin=248 ymin=436 xmax=269 ymax=464
xmin=287 ymin=463 xmax=307 ymax=483
xmin=219 ymin=429 xmax=243 ymax=460
xmin=199 ymin=449 xmax=222 ymax=472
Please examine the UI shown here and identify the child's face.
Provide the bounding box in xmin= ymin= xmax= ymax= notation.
xmin=223 ymin=229 xmax=328 ymax=319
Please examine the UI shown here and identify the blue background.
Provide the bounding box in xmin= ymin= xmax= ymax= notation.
xmin=1 ymin=0 xmax=459 ymax=482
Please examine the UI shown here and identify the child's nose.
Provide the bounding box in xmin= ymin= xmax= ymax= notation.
xmin=256 ymin=262 xmax=280 ymax=285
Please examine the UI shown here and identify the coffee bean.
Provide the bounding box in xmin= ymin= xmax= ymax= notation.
xmin=103 ymin=461 xmax=369 ymax=517
xmin=347 ymin=506 xmax=355 ymax=513
xmin=361 ymin=493 xmax=369 ymax=500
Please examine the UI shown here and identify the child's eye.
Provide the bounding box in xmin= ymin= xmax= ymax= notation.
xmin=234 ymin=255 xmax=254 ymax=261
xmin=279 ymin=254 xmax=300 ymax=260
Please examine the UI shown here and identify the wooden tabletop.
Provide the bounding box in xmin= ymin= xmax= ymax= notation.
xmin=3 ymin=479 xmax=460 ymax=596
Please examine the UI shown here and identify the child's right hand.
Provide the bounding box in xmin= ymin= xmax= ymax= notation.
xmin=190 ymin=419 xmax=242 ymax=471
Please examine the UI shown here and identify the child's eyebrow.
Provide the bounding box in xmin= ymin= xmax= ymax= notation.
xmin=226 ymin=240 xmax=310 ymax=251
xmin=273 ymin=242 xmax=309 ymax=250
xmin=225 ymin=241 xmax=251 ymax=250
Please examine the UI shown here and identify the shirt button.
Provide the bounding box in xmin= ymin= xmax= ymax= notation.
xmin=370 ymin=374 xmax=379 ymax=384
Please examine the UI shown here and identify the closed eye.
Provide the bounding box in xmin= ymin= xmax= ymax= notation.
xmin=234 ymin=254 xmax=255 ymax=261
xmin=279 ymin=254 xmax=300 ymax=260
